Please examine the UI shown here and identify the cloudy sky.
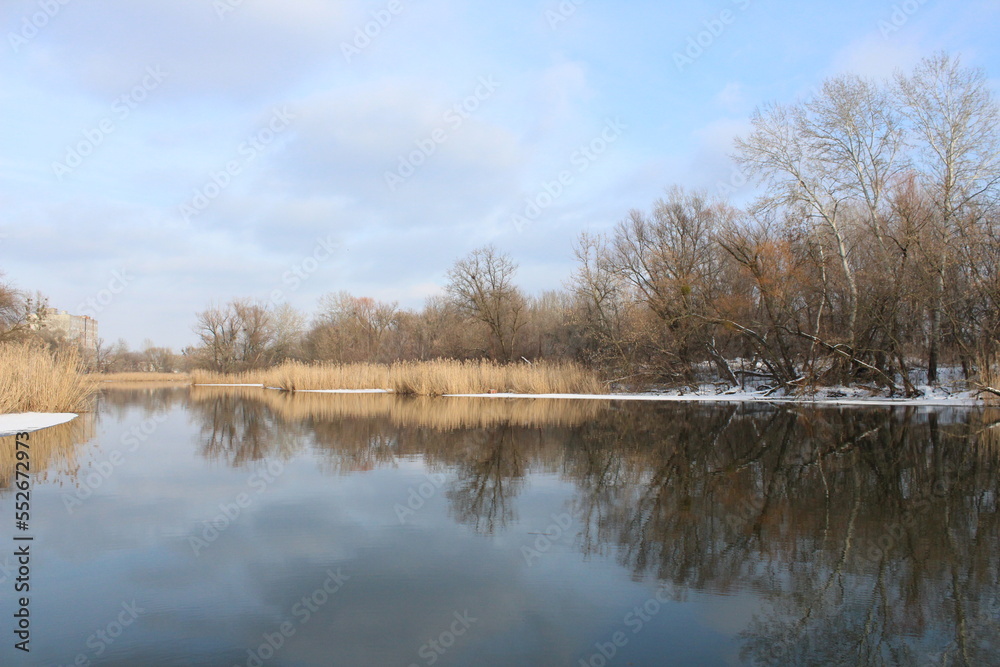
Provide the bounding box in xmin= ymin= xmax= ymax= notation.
xmin=2 ymin=0 xmax=998 ymax=350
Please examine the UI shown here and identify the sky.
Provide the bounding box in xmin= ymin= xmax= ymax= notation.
xmin=1 ymin=0 xmax=998 ymax=351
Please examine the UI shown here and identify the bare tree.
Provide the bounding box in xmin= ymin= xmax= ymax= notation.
xmin=735 ymin=87 xmax=866 ymax=359
xmin=352 ymin=297 xmax=399 ymax=359
xmin=408 ymin=295 xmax=476 ymax=360
xmin=231 ymin=299 xmax=275 ymax=370
xmin=271 ymin=303 xmax=305 ymax=362
xmin=569 ymin=232 xmax=635 ymax=368
xmin=446 ymin=245 xmax=526 ymax=361
xmin=733 ymin=66 xmax=994 ymax=387
xmin=605 ymin=188 xmax=730 ymax=381
xmin=895 ymin=53 xmax=1000 ymax=381
xmin=194 ymin=304 xmax=239 ymax=372
xmin=192 ymin=299 xmax=280 ymax=372
xmin=311 ymin=292 xmax=398 ymax=362
xmin=0 ymin=273 xmax=24 ymax=341
xmin=0 ymin=277 xmax=51 ymax=343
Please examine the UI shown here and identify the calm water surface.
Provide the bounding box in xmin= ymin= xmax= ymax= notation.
xmin=1 ymin=386 xmax=998 ymax=666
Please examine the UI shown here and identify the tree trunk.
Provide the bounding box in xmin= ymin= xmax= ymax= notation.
xmin=927 ymin=271 xmax=944 ymax=384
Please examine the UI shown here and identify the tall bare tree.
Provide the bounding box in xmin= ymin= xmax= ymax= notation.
xmin=735 ymin=100 xmax=855 ymax=349
xmin=895 ymin=53 xmax=1000 ymax=381
xmin=569 ymin=232 xmax=637 ymax=370
xmin=606 ymin=188 xmax=731 ymax=381
xmin=193 ymin=304 xmax=239 ymax=372
xmin=193 ymin=299 xmax=279 ymax=372
xmin=311 ymin=292 xmax=398 ymax=362
xmin=446 ymin=245 xmax=526 ymax=361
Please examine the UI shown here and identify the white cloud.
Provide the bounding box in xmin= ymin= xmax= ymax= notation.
xmin=6 ymin=0 xmax=353 ymax=101
xmin=2 ymin=0 xmax=998 ymax=349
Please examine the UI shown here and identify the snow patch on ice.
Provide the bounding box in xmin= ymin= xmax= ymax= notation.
xmin=0 ymin=412 xmax=78 ymax=437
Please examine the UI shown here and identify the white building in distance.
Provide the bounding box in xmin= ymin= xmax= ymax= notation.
xmin=28 ymin=307 xmax=99 ymax=350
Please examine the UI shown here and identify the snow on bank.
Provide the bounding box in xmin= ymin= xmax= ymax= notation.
xmin=190 ymin=382 xmax=987 ymax=407
xmin=444 ymin=388 xmax=985 ymax=407
xmin=0 ymin=413 xmax=78 ymax=437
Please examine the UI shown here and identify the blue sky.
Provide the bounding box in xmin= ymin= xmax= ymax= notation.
xmin=2 ymin=0 xmax=998 ymax=350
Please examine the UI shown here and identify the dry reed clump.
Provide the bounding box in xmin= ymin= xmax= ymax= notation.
xmin=191 ymin=360 xmax=605 ymax=396
xmin=0 ymin=342 xmax=96 ymax=413
xmin=976 ymin=358 xmax=1000 ymax=404
xmin=95 ymin=372 xmax=191 ymax=383
xmin=190 ymin=368 xmax=267 ymax=385
xmin=269 ymin=361 xmax=392 ymax=391
xmin=389 ymin=359 xmax=604 ymax=395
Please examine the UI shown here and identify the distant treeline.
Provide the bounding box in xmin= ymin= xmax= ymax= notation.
xmin=2 ymin=55 xmax=995 ymax=394
xmin=182 ymin=54 xmax=997 ymax=394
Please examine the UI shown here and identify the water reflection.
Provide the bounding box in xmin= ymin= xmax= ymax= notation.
xmin=0 ymin=413 xmax=95 ymax=492
xmin=446 ymin=426 xmax=528 ymax=533
xmin=6 ymin=388 xmax=996 ymax=664
xmin=97 ymin=382 xmax=190 ymax=416
xmin=182 ymin=388 xmax=1000 ymax=665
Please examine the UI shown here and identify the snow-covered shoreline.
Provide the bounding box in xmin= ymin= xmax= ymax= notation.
xmin=442 ymin=391 xmax=983 ymax=407
xmin=0 ymin=412 xmax=78 ymax=437
xmin=185 ymin=383 xmax=989 ymax=407
xmin=446 ymin=382 xmax=986 ymax=406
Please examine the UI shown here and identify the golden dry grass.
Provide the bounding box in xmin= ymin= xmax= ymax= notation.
xmin=269 ymin=361 xmax=393 ymax=391
xmin=389 ymin=359 xmax=604 ymax=395
xmin=95 ymin=371 xmax=191 ymax=383
xmin=0 ymin=342 xmax=97 ymax=413
xmin=977 ymin=360 xmax=1000 ymax=404
xmin=189 ymin=368 xmax=270 ymax=385
xmin=192 ymin=359 xmax=605 ymax=395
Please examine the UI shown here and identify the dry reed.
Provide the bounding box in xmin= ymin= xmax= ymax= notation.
xmin=191 ymin=359 xmax=604 ymax=396
xmin=977 ymin=358 xmax=1000 ymax=404
xmin=0 ymin=342 xmax=96 ymax=413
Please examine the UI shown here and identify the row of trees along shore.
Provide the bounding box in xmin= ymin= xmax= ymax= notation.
xmin=183 ymin=54 xmax=995 ymax=395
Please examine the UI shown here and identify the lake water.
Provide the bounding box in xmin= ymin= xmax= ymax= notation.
xmin=1 ymin=386 xmax=998 ymax=666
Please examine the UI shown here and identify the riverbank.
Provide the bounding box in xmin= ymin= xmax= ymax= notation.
xmin=191 ymin=359 xmax=605 ymax=395
xmin=187 ymin=383 xmax=989 ymax=407
xmin=84 ymin=360 xmax=997 ymax=406
xmin=445 ymin=386 xmax=984 ymax=407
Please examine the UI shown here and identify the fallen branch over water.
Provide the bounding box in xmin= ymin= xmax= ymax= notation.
xmin=975 ymin=383 xmax=1000 ymax=398
xmin=783 ymin=329 xmax=900 ymax=395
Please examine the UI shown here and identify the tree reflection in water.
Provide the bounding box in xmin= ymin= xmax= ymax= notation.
xmin=0 ymin=413 xmax=95 ymax=492
xmin=446 ymin=426 xmax=527 ymax=533
xmin=183 ymin=388 xmax=999 ymax=665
